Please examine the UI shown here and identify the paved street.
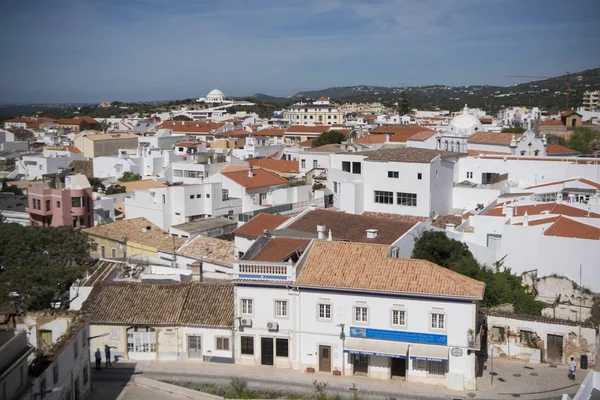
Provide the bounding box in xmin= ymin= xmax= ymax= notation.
xmin=88 ymin=358 xmax=586 ymax=400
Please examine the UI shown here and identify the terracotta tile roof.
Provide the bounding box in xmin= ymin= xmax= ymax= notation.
xmin=486 ymin=202 xmax=600 ymax=218
xmin=286 ymin=209 xmax=417 ymax=244
xmin=513 ymin=216 xmax=560 ymax=226
xmin=355 ymin=147 xmax=459 ymax=163
xmin=361 ymin=212 xmax=428 ymax=224
xmin=74 ymin=116 xmax=99 ymax=124
xmin=175 ymin=140 xmax=204 ymax=147
xmin=256 ymin=128 xmax=285 ymax=137
xmin=57 ymin=118 xmax=85 ymax=125
xmin=541 ymin=119 xmax=563 ymax=126
xmin=117 ymin=179 xmax=167 ymax=193
xmin=82 ymin=282 xmax=234 ymax=326
xmin=546 ymin=144 xmax=579 ymax=155
xmin=80 ymin=133 xmax=138 ymax=141
xmin=285 ymin=125 xmax=330 ymax=134
xmin=176 ymin=235 xmax=235 ymax=267
xmin=247 ymin=158 xmax=299 ymax=174
xmin=158 ymin=121 xmax=225 ymax=133
xmin=356 ymin=135 xmax=386 ymax=144
xmin=306 ymin=144 xmax=344 ymax=153
xmin=408 ymin=129 xmax=439 ymax=141
xmin=468 ymin=131 xmax=522 ymax=145
xmin=83 ymin=217 xmax=186 ymax=252
xmin=526 ymin=178 xmax=600 ymax=190
xmin=560 ymin=110 xmax=581 ymax=118
xmin=252 ymin=237 xmax=310 ymax=262
xmin=473 ymin=154 xmax=600 ymax=165
xmin=430 ymin=215 xmax=463 ymax=229
xmin=221 ymin=167 xmax=289 ymax=189
xmin=296 ymin=241 xmax=485 ymax=299
xmin=68 ymin=160 xmax=93 ymax=178
xmin=233 ymin=213 xmax=290 ymax=239
xmin=543 ymin=216 xmax=600 ymax=240
xmin=298 ymin=138 xmax=315 ymax=147
xmin=316 ymin=96 xmax=328 ymax=101
xmin=215 ymin=129 xmax=250 ymax=137
xmin=371 ymin=125 xmax=432 ymax=136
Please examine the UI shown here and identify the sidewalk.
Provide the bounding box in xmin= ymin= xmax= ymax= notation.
xmin=107 ymin=358 xmax=586 ymax=399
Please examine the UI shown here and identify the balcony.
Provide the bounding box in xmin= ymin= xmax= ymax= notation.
xmin=234 ymin=261 xmax=295 ymax=281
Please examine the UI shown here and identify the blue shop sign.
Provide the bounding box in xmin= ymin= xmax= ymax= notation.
xmin=344 ymin=349 xmax=406 ymax=359
xmin=349 ymin=327 xmax=447 ymax=346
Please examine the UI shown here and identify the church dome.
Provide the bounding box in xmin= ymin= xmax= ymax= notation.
xmin=207 ymin=89 xmax=224 ymax=97
xmin=448 ymin=104 xmax=482 ymax=134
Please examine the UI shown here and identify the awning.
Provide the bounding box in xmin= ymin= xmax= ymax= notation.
xmin=344 ymin=338 xmax=408 ymax=359
xmin=409 ymin=344 xmax=448 ymax=362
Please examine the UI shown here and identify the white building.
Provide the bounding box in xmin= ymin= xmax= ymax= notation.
xmin=124 ymin=182 xmax=243 ymax=230
xmin=583 ymin=90 xmax=599 ymax=112
xmin=93 ymin=192 xmax=116 ymax=226
xmin=327 ymin=147 xmax=459 ymax=217
xmin=283 ymin=98 xmax=345 ymax=126
xmin=0 ymin=129 xmax=28 ymax=152
xmin=92 ymin=148 xmax=182 ymax=179
xmin=138 ymin=128 xmax=189 ymax=150
xmin=15 ymin=153 xmax=82 ymax=180
xmin=0 ymin=330 xmax=33 ymax=400
xmin=233 ymin=240 xmax=484 ymax=390
xmin=197 ymin=88 xmax=230 ymax=104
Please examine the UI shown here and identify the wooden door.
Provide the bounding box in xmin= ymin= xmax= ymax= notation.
xmin=261 ymin=337 xmax=274 ymax=366
xmin=188 ymin=335 xmax=202 ymax=359
xmin=547 ymin=334 xmax=563 ymax=363
xmin=319 ymin=345 xmax=331 ymax=372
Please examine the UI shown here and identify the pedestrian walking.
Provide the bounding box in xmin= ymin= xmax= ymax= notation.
xmin=104 ymin=345 xmax=115 ymax=367
xmin=95 ymin=348 xmax=102 ymax=370
xmin=568 ymin=356 xmax=577 ymax=380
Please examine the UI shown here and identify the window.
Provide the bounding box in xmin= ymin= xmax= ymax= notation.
xmin=216 ymin=337 xmax=230 ymax=350
xmin=374 ymin=190 xmax=394 ymax=204
xmin=392 ymin=309 xmax=406 ymax=327
xmin=342 ymin=161 xmax=351 ymax=172
xmin=196 ymin=194 xmax=201 ymax=198
xmin=56 ymin=201 xmax=61 ymax=208
xmin=190 ymin=195 xmax=194 ymax=199
xmin=352 ymin=162 xmax=361 ymax=174
xmin=53 ymin=364 xmax=59 ymax=384
xmin=74 ymin=338 xmax=79 ymax=358
xmin=388 ymin=171 xmax=399 ymax=178
xmin=412 ymin=359 xmax=447 ymax=375
xmin=241 ymin=299 xmax=253 ymax=315
xmin=110 ymin=328 xmax=120 ymax=339
xmin=162 ymin=194 xmax=166 ymax=203
xmin=301 ymin=159 xmax=306 ymax=169
xmin=71 ymin=197 xmax=82 ymax=208
xmin=397 ymin=192 xmax=417 ymax=207
xmin=241 ymin=336 xmax=254 ymax=355
xmin=318 ymin=303 xmax=332 ymax=320
xmin=46 ymin=200 xmax=51 ymax=211
xmin=206 ymin=194 xmax=210 ymax=198
xmin=313 ymin=160 xmax=318 ymax=168
xmin=222 ymin=189 xmax=229 ymax=201
xmin=111 ymin=248 xmax=116 ymax=258
xmin=100 ymin=246 xmax=106 ymax=258
xmin=467 ymin=171 xmax=473 ymax=179
xmin=354 ymin=306 xmax=368 ymax=323
xmin=417 ymin=173 xmax=422 ymax=180
xmin=520 ymin=330 xmax=534 ymax=345
xmin=83 ymin=365 xmax=88 ymax=385
xmin=431 ymin=313 xmax=445 ymax=330
xmin=174 ymin=169 xmax=183 ymax=177
xmin=276 ymin=338 xmax=289 ymax=357
xmin=275 ymin=300 xmax=288 ymax=318
xmin=184 ymin=170 xmax=201 ymax=178
xmin=333 ymin=182 xmax=339 ymax=194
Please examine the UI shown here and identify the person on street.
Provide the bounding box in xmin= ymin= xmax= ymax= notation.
xmin=104 ymin=345 xmax=115 ymax=367
xmin=568 ymin=356 xmax=577 ymax=380
xmin=95 ymin=348 xmax=102 ymax=370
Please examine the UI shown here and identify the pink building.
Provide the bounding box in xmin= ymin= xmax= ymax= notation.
xmin=26 ymin=174 xmax=94 ymax=228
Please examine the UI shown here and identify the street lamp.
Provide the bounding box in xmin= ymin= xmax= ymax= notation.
xmin=337 ymin=323 xmax=345 ymax=376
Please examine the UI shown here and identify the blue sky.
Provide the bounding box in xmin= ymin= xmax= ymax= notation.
xmin=1 ymin=0 xmax=599 ymax=103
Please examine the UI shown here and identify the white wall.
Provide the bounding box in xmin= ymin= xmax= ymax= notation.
xmin=452 ymin=187 xmax=501 ymax=210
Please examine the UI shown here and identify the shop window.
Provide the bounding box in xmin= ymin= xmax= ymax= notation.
xmin=276 ymin=338 xmax=289 ymax=357
xmin=241 ymin=336 xmax=254 ymax=355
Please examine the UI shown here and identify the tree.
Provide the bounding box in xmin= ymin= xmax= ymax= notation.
xmin=411 ymin=231 xmax=473 ymax=269
xmin=312 ymin=131 xmax=346 ymax=148
xmin=105 ymin=184 xmax=127 ymax=195
xmin=1 ymin=179 xmax=23 ymax=195
xmin=398 ymin=90 xmax=411 ymax=115
xmin=88 ymin=177 xmax=105 ymax=193
xmin=172 ymin=115 xmax=192 ymax=121
xmin=0 ymin=225 xmax=94 ymax=311
xmin=501 ymin=127 xmax=525 ymax=133
xmin=566 ymin=127 xmax=600 ymax=154
xmin=118 ymin=172 xmax=142 ymax=182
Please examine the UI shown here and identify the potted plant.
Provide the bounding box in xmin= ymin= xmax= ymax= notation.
xmin=333 ymin=368 xmax=341 ymax=376
xmin=306 ymin=367 xmax=315 ymax=373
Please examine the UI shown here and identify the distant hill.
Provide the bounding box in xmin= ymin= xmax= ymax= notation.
xmin=293 ymin=68 xmax=600 ymax=113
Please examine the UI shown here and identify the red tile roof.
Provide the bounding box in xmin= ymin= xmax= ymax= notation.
xmin=541 ymin=119 xmax=563 ymax=126
xmin=526 ymin=178 xmax=600 ymax=190
xmin=408 ymin=129 xmax=439 ymax=141
xmin=158 ymin=121 xmax=225 ymax=133
xmin=247 ymin=158 xmax=299 ymax=174
xmin=233 ymin=213 xmax=290 ymax=238
xmin=468 ymin=131 xmax=522 ymax=145
xmin=487 ymin=202 xmax=600 ymax=218
xmin=74 ymin=116 xmax=99 ymax=124
xmin=356 ymin=135 xmax=387 ymax=144
xmin=513 ymin=216 xmax=560 ymax=226
xmin=253 ymin=237 xmax=310 ymax=262
xmin=298 ymin=138 xmax=314 ymax=147
xmin=285 ymin=125 xmax=330 ymax=134
xmin=214 ymin=129 xmax=250 ymax=137
xmin=546 ymin=144 xmax=579 ymax=155
xmin=256 ymin=128 xmax=285 ymax=137
xmin=544 ymin=216 xmax=600 ymax=240
xmin=221 ymin=168 xmax=289 ymax=189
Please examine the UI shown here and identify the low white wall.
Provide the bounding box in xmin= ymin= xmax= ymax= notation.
xmin=452 ymin=187 xmax=501 ymax=210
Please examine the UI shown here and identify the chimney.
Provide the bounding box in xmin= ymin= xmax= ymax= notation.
xmin=248 ymin=166 xmax=254 ymax=178
xmin=445 ymin=224 xmax=455 ymax=232
xmin=505 ymin=205 xmax=514 ymax=219
xmin=385 ymin=134 xmax=391 ymax=143
xmin=181 ymin=121 xmax=184 ymax=126
xmin=317 ymin=225 xmax=326 ymax=240
xmin=523 ymin=211 xmax=529 ymax=226
xmin=366 ymin=229 xmax=378 ymax=239
xmin=328 ymin=229 xmax=333 ymax=241
xmin=191 ymin=261 xmax=203 ymax=282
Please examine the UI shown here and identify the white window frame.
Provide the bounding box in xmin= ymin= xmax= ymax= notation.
xmin=353 ymin=305 xmax=369 ymax=324
xmin=241 ymin=298 xmax=253 ymax=316
xmin=391 ymin=308 xmax=407 ymax=328
xmin=275 ymin=300 xmax=288 ymax=318
xmin=317 ymin=302 xmax=332 ymax=321
xmin=430 ymin=311 xmax=446 ymax=331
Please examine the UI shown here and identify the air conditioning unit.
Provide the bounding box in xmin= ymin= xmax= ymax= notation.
xmin=267 ymin=321 xmax=279 ymax=331
xmin=240 ymin=318 xmax=253 ymax=328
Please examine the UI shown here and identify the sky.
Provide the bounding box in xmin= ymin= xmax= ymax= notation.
xmin=1 ymin=0 xmax=599 ymax=103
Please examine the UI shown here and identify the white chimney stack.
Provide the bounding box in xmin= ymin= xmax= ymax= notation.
xmin=385 ymin=134 xmax=391 ymax=143
xmin=523 ymin=211 xmax=529 ymax=226
xmin=248 ymin=167 xmax=253 ymax=178
xmin=445 ymin=224 xmax=455 ymax=232
xmin=366 ymin=229 xmax=378 ymax=239
xmin=328 ymin=229 xmax=333 ymax=241
xmin=317 ymin=225 xmax=326 ymax=240
xmin=505 ymin=205 xmax=514 ymax=219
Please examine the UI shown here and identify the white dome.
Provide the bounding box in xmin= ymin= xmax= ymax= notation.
xmin=207 ymin=88 xmax=224 ymax=97
xmin=449 ymin=105 xmax=482 ymax=132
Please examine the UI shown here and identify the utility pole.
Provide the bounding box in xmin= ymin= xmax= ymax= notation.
xmin=579 ymin=264 xmax=582 ymax=339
